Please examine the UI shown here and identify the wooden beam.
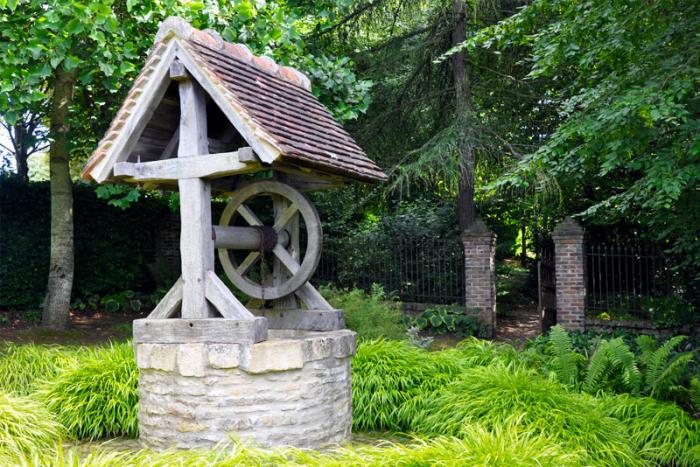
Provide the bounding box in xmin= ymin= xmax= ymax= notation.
xmin=204 ymin=271 xmax=255 ymax=320
xmin=114 ymin=149 xmax=258 ymax=182
xmin=90 ymin=41 xmax=178 ymax=182
xmin=178 ymin=77 xmax=214 ymax=318
xmin=147 ymin=277 xmax=183 ymax=319
xmin=175 ymin=47 xmax=282 ymax=164
xmin=158 ymin=128 xmax=179 ymax=160
xmin=169 ymin=58 xmax=188 ymax=81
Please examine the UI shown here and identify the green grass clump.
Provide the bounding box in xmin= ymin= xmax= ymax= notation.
xmin=0 ymin=343 xmax=87 ymax=395
xmin=322 ymin=284 xmax=406 ymax=340
xmin=600 ymin=394 xmax=700 ymax=466
xmin=409 ymin=364 xmax=642 ymax=466
xmin=38 ymin=341 xmax=139 ymax=439
xmin=0 ymin=391 xmax=65 ymax=461
xmin=351 ymin=339 xmax=464 ymax=431
xmin=14 ymin=424 xmax=580 ymax=466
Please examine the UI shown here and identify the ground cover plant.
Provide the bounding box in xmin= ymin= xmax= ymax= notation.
xmin=0 ymin=328 xmax=698 ymax=465
xmin=321 ymin=284 xmax=406 ymax=340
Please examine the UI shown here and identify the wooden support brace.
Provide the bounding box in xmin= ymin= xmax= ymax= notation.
xmin=147 ymin=277 xmax=183 ymax=319
xmin=205 ymin=271 xmax=255 ymax=320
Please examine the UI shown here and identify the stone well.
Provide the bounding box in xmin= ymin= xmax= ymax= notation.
xmin=134 ymin=324 xmax=356 ymax=450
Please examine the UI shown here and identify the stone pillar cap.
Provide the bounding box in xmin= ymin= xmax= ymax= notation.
xmin=552 ymin=217 xmax=584 ymax=237
xmin=462 ymin=219 xmax=495 ymax=238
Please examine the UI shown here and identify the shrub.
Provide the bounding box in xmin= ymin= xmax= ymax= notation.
xmin=0 ymin=392 xmax=65 ymax=461
xmin=408 ymin=364 xmax=642 ymax=466
xmin=38 ymin=342 xmax=139 ymax=439
xmin=0 ymin=343 xmax=87 ymax=395
xmin=321 ymin=284 xmax=406 ymax=340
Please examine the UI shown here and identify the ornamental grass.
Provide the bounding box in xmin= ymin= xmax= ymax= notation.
xmin=0 ymin=392 xmax=65 ymax=462
xmin=0 ymin=342 xmax=87 ymax=395
xmin=37 ymin=341 xmax=139 ymax=440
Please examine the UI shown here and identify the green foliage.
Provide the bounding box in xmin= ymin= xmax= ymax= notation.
xmin=408 ymin=365 xmax=641 ymax=466
xmin=415 ymin=306 xmax=488 ymax=337
xmin=600 ymin=394 xmax=700 ymax=466
xmin=321 ymin=284 xmax=406 ymax=340
xmin=8 ymin=428 xmax=580 ymax=466
xmin=636 ymin=335 xmax=695 ymax=399
xmin=691 ymin=377 xmax=700 ymax=414
xmin=0 ymin=392 xmax=65 ymax=462
xmin=472 ymin=0 xmax=700 ymax=271
xmin=583 ymin=337 xmax=641 ymax=395
xmin=0 ymin=343 xmax=87 ymax=395
xmin=542 ymin=326 xmax=696 ymax=401
xmin=38 ymin=342 xmax=138 ymax=439
xmin=546 ymin=325 xmax=586 ymax=387
xmin=0 ymin=177 xmax=170 ymax=308
xmin=351 ymin=339 xmax=463 ymax=431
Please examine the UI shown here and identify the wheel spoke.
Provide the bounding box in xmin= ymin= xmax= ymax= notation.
xmin=272 ymin=244 xmax=300 ymax=274
xmin=272 ymin=203 xmax=299 ymax=232
xmin=237 ymin=204 xmax=263 ymax=226
xmin=236 ymin=251 xmax=260 ymax=275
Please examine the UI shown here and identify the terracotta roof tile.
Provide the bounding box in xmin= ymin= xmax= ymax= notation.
xmin=82 ymin=17 xmax=386 ymax=184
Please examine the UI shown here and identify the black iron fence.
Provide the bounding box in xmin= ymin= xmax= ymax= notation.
xmin=585 ymin=243 xmax=695 ymax=321
xmin=315 ymin=236 xmax=465 ymax=305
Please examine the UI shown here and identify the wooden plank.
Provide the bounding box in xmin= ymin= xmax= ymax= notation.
xmin=204 ymin=270 xmax=255 ymax=320
xmin=169 ymin=58 xmax=188 ymax=81
xmin=178 ymin=77 xmax=214 ymax=319
xmin=250 ymin=309 xmax=344 ymax=331
xmin=133 ymin=317 xmax=268 ymax=344
xmin=91 ymin=41 xmax=178 ymax=182
xmin=175 ymin=46 xmax=282 ymax=164
xmin=114 ymin=150 xmax=257 ymax=181
xmin=295 ymin=282 xmax=333 ymax=310
xmin=272 ymin=196 xmax=298 ymax=310
xmin=147 ymin=277 xmax=183 ymax=319
xmin=159 ymin=128 xmax=179 ymax=159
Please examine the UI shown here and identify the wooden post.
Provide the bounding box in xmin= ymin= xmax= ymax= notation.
xmin=177 ymin=70 xmax=214 ymax=318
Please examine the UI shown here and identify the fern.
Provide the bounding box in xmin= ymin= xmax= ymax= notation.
xmin=546 ymin=325 xmax=584 ymax=387
xmin=583 ymin=338 xmax=640 ymax=395
xmin=690 ymin=377 xmax=700 ymax=414
xmin=641 ymin=336 xmax=691 ymax=399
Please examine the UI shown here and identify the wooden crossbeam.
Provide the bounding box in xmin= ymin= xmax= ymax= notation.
xmin=114 ymin=147 xmax=257 ymax=182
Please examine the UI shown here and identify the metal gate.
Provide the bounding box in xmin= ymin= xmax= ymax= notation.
xmin=538 ymin=247 xmax=556 ymax=332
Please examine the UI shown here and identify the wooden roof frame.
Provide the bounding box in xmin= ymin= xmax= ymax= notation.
xmin=82 ymin=17 xmax=386 ymax=186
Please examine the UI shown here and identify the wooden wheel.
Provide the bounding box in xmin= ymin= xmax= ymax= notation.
xmin=218 ymin=180 xmax=322 ymax=300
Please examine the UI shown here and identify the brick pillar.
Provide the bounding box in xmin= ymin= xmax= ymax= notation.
xmin=462 ymin=220 xmax=497 ymax=337
xmin=552 ymin=217 xmax=586 ymax=332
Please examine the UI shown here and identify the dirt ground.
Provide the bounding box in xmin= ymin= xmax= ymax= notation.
xmin=0 ymin=311 xmax=142 ymax=345
xmin=495 ymin=303 xmax=541 ymax=344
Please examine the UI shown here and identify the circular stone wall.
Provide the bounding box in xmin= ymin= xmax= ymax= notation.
xmin=134 ymin=328 xmax=355 ymax=450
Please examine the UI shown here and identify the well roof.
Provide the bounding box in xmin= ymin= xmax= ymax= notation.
xmin=82 ymin=17 xmax=386 ymax=183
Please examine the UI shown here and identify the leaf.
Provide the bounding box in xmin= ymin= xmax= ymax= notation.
xmin=66 ymin=18 xmax=84 ymax=34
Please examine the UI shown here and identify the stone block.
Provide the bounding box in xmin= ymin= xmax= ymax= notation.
xmin=243 ymin=339 xmax=304 ymax=374
xmin=302 ymin=336 xmax=333 ymax=362
xmin=332 ymin=331 xmax=356 ymax=358
xmin=208 ymin=344 xmax=240 ymax=369
xmin=150 ymin=344 xmax=177 ymax=372
xmin=177 ymin=344 xmax=206 ymax=377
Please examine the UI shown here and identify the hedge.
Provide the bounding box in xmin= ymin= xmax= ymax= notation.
xmin=0 ymin=176 xmax=172 ymax=309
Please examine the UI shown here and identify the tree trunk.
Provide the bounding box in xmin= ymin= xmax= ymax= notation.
xmin=13 ymin=123 xmax=29 ymax=182
xmin=452 ymin=0 xmax=476 ymax=233
xmin=42 ymin=69 xmax=76 ymax=329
